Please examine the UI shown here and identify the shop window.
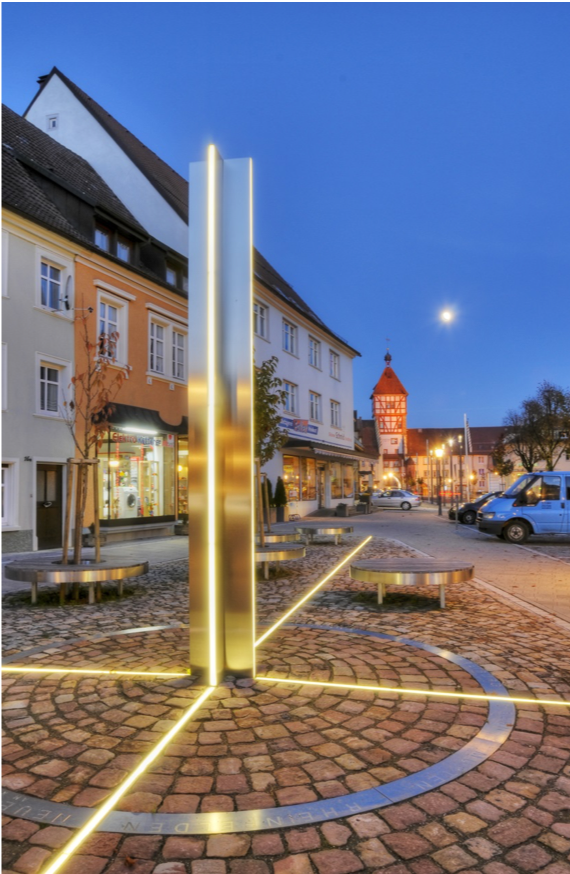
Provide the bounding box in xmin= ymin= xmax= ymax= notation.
xmin=254 ymin=302 xmax=268 ymax=339
xmin=343 ymin=464 xmax=354 ymax=498
xmin=309 ymin=337 xmax=321 ymax=368
xmin=301 ymin=457 xmax=316 ymax=501
xmin=177 ymin=436 xmax=188 ymax=518
xmin=99 ymin=429 xmax=175 ymax=521
xmin=330 ymin=462 xmax=342 ymax=499
xmin=283 ymin=455 xmax=300 ymax=501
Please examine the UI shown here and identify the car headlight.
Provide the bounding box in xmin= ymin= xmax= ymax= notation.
xmin=481 ymin=512 xmax=495 ymax=519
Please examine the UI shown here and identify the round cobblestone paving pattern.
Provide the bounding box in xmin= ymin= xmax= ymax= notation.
xmin=2 ymin=624 xmax=514 ymax=833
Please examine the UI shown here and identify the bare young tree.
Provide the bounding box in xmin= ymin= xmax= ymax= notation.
xmin=502 ymin=381 xmax=570 ymax=472
xmin=63 ymin=307 xmax=129 ymax=561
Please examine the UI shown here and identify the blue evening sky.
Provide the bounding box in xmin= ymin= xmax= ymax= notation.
xmin=3 ymin=3 xmax=569 ymax=428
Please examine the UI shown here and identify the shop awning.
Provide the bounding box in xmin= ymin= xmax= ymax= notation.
xmin=104 ymin=403 xmax=188 ymax=434
xmin=283 ymin=438 xmax=377 ymax=464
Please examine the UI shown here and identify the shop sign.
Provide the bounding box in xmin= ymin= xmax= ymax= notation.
xmin=112 ymin=432 xmax=162 ymax=446
xmin=165 ymin=434 xmax=175 ymax=447
xmin=328 ymin=428 xmax=353 ymax=445
xmin=281 ymin=417 xmax=319 ymax=436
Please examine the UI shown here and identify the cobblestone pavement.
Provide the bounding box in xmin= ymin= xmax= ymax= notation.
xmin=3 ymin=533 xmax=570 ymax=874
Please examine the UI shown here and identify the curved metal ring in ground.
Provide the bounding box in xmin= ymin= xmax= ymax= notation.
xmin=1 ymin=624 xmax=515 ymax=834
xmin=3 ymin=558 xmax=150 ymax=584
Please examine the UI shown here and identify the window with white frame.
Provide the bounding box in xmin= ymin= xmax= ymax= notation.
xmin=283 ymin=320 xmax=298 ymax=355
xmin=329 ymin=350 xmax=340 ymax=379
xmin=2 ymin=230 xmax=9 ymax=298
xmin=99 ymin=299 xmax=119 ymax=359
xmin=2 ymin=343 xmax=7 ymax=411
xmin=148 ymin=313 xmax=187 ymax=382
xmin=172 ymin=331 xmax=185 ymax=380
xmin=40 ymin=261 xmax=62 ymax=310
xmin=1 ymin=462 xmax=17 ymax=528
xmin=149 ymin=321 xmax=165 ymax=373
xmin=36 ymin=249 xmax=73 ymax=315
xmin=309 ymin=337 xmax=321 ymax=369
xmin=309 ymin=391 xmax=322 ymax=421
xmin=283 ymin=381 xmax=298 ymax=414
xmin=36 ymin=354 xmax=70 ymax=418
xmin=330 ymin=400 xmax=341 ymax=428
xmin=254 ymin=302 xmax=268 ymax=339
xmin=97 ymin=291 xmax=128 ymax=363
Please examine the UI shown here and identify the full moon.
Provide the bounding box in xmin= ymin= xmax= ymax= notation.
xmin=441 ymin=310 xmax=453 ymax=322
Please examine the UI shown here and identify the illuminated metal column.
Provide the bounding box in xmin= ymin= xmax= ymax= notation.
xmin=188 ymin=147 xmax=254 ymax=684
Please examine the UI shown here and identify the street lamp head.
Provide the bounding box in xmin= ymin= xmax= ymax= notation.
xmin=435 ymin=448 xmax=443 ymax=458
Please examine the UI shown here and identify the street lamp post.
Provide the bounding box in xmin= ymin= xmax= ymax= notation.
xmin=435 ymin=448 xmax=443 ymax=516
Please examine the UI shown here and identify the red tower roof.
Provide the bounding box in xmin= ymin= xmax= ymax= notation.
xmin=372 ymin=367 xmax=408 ymax=397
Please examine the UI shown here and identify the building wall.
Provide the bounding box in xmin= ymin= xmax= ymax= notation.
xmin=25 ymin=75 xmax=188 ymax=255
xmin=2 ymin=213 xmax=76 ymax=551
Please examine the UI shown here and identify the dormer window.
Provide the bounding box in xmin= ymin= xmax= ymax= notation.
xmin=117 ymin=237 xmax=131 ymax=263
xmin=95 ymin=224 xmax=111 ymax=252
xmin=165 ymin=264 xmax=177 ymax=286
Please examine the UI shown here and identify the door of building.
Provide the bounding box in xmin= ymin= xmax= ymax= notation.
xmin=36 ymin=464 xmax=63 ymax=549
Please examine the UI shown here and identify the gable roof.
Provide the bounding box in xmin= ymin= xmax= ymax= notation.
xmin=372 ymin=366 xmax=408 ymax=397
xmin=355 ymin=419 xmax=379 ymax=457
xmin=2 ymin=104 xmax=146 ymax=239
xmin=254 ymin=249 xmax=360 ymax=356
xmin=25 ymin=70 xmax=360 ymax=356
xmin=26 ymin=68 xmax=189 ymax=221
xmin=406 ymin=426 xmax=505 ymax=456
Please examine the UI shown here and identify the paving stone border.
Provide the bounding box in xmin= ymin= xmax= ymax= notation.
xmin=1 ymin=623 xmax=514 ymax=834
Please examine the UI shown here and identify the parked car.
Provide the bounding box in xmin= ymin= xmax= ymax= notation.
xmin=448 ymin=492 xmax=502 ymax=525
xmin=371 ymin=489 xmax=422 ymax=510
xmin=477 ymin=472 xmax=570 ymax=543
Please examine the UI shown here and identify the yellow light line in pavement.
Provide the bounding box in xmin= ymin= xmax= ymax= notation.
xmin=255 ymin=536 xmax=372 ymax=648
xmin=39 ymin=686 xmax=214 ymax=874
xmin=255 ymin=675 xmax=570 ymax=708
xmin=1 ymin=666 xmax=189 ymax=678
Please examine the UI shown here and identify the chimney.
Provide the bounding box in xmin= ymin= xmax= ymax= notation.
xmin=37 ymin=74 xmax=49 ymax=85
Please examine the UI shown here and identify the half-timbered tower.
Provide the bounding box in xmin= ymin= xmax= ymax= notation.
xmin=371 ymin=351 xmax=408 ymax=485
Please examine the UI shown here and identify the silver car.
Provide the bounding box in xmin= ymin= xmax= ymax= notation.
xmin=371 ymin=489 xmax=422 ymax=510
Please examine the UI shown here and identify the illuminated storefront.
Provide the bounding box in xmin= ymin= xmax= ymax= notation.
xmin=97 ymin=404 xmax=187 ymax=532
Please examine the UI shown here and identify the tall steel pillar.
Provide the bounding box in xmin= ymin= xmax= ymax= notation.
xmin=187 ymin=147 xmax=254 ymax=684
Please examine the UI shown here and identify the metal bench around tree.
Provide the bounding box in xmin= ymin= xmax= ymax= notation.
xmin=255 ymin=542 xmax=306 ymax=579
xmin=295 ymin=526 xmax=354 ymax=546
xmin=349 ymin=558 xmax=474 ymax=609
xmin=4 ymin=558 xmax=150 ymax=605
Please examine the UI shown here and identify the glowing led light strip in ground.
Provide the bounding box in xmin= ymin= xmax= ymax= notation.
xmin=255 ymin=676 xmax=570 ymax=707
xmin=39 ymin=686 xmax=214 ymax=874
xmin=207 ymin=144 xmax=217 ymax=686
xmin=1 ymin=667 xmax=188 ymax=678
xmin=255 ymin=536 xmax=372 ymax=648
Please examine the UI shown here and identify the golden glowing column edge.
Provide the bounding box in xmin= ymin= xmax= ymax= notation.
xmin=188 ymin=147 xmax=254 ymax=682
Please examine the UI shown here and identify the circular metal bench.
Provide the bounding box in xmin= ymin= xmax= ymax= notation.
xmin=255 ymin=533 xmax=301 ymax=544
xmin=4 ymin=558 xmax=150 ymax=605
xmin=350 ymin=558 xmax=474 ymax=608
xmin=295 ymin=526 xmax=354 ymax=546
xmin=255 ymin=542 xmax=306 ymax=579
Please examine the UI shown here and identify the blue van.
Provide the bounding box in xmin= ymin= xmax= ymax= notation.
xmin=477 ymin=471 xmax=570 ymax=543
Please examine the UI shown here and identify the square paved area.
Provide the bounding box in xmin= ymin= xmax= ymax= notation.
xmin=3 ymin=536 xmax=570 ymax=874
